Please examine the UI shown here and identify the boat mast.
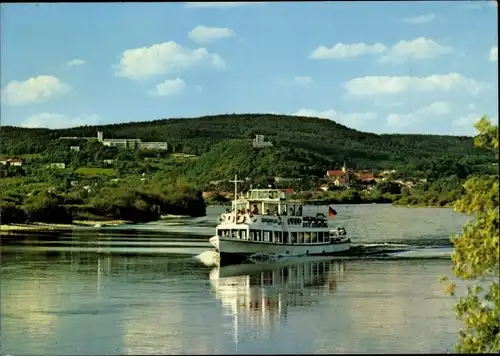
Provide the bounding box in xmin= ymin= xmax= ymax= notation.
xmin=230 ymin=174 xmax=243 ymax=215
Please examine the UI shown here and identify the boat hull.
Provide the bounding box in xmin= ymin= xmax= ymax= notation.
xmin=210 ymin=236 xmax=351 ymax=263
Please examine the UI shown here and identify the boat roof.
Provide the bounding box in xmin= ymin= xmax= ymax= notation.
xmin=246 ymin=189 xmax=286 ymax=201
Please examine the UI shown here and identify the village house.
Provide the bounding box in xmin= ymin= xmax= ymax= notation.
xmin=274 ymin=177 xmax=302 ymax=184
xmin=356 ymin=171 xmax=377 ymax=183
xmin=326 ymin=163 xmax=350 ymax=187
xmin=0 ymin=158 xmax=25 ymax=167
xmin=319 ymin=183 xmax=329 ymax=192
xmin=70 ymin=146 xmax=80 ymax=152
xmin=48 ymin=163 xmax=66 ymax=169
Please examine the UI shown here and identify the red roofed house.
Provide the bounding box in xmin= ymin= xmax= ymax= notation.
xmin=357 ymin=172 xmax=375 ymax=182
xmin=326 ymin=163 xmax=349 ymax=187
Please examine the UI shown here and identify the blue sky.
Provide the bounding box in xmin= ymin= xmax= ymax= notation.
xmin=0 ymin=1 xmax=497 ymax=135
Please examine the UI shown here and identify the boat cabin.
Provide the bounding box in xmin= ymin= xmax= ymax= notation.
xmin=232 ymin=189 xmax=303 ymax=217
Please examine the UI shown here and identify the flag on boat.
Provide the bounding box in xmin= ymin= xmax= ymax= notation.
xmin=328 ymin=206 xmax=338 ymax=217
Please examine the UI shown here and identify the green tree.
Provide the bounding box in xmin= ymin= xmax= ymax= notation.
xmin=446 ymin=116 xmax=499 ymax=353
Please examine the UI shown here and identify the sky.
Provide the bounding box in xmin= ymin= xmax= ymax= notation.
xmin=0 ymin=1 xmax=498 ymax=136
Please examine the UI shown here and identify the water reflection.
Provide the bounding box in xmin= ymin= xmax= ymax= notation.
xmin=210 ymin=258 xmax=346 ymax=349
xmin=1 ymin=248 xmax=461 ymax=355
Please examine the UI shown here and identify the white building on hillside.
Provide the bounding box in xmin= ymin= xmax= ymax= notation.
xmin=252 ymin=134 xmax=273 ymax=148
xmin=96 ymin=131 xmax=168 ymax=150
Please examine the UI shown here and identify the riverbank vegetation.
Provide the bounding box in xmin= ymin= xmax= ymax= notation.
xmin=0 ymin=172 xmax=206 ymax=225
xmin=442 ymin=117 xmax=499 ymax=353
xmin=0 ymin=113 xmax=497 ymax=225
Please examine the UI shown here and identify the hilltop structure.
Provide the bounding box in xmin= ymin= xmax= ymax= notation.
xmin=60 ymin=131 xmax=169 ymax=151
xmin=252 ymin=134 xmax=273 ymax=148
xmin=97 ymin=131 xmax=169 ymax=150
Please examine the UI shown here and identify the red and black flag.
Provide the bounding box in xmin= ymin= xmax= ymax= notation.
xmin=328 ymin=206 xmax=338 ymax=218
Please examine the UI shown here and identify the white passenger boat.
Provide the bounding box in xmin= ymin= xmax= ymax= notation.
xmin=209 ymin=175 xmax=351 ymax=262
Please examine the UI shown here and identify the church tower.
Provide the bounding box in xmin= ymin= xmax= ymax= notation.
xmin=342 ymin=161 xmax=349 ymax=182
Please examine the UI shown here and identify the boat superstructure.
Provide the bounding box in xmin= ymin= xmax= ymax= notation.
xmin=209 ymin=175 xmax=351 ymax=261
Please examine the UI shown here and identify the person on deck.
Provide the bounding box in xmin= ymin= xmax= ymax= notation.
xmin=251 ymin=204 xmax=259 ymax=215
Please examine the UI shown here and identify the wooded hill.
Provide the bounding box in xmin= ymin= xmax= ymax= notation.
xmin=1 ymin=114 xmax=495 ymax=186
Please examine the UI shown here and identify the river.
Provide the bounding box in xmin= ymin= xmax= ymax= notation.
xmin=0 ymin=204 xmax=471 ymax=354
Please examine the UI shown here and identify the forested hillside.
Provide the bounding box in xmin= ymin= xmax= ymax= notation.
xmin=0 ymin=114 xmax=497 ymax=224
xmin=0 ymin=114 xmax=492 ymax=177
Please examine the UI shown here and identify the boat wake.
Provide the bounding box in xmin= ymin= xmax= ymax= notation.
xmin=348 ymin=241 xmax=453 ymax=260
xmin=194 ymin=244 xmax=453 ymax=268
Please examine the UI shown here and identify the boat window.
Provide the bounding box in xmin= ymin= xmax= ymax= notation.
xmin=219 ymin=229 xmax=231 ymax=237
xmin=323 ymin=232 xmax=329 ymax=242
xmin=281 ymin=232 xmax=287 ymax=244
xmin=292 ymin=232 xmax=298 ymax=244
xmin=250 ymin=230 xmax=260 ymax=241
xmin=249 ymin=274 xmax=260 ymax=286
xmin=318 ymin=261 xmax=325 ymax=275
xmin=281 ymin=204 xmax=287 ymax=215
xmin=263 ymin=271 xmax=273 ymax=285
xmin=239 ymin=230 xmax=247 ymax=240
xmin=297 ymin=232 xmax=303 ymax=244
xmin=280 ymin=267 xmax=289 ymax=283
xmin=263 ymin=231 xmax=271 ymax=242
xmin=274 ymin=231 xmax=281 ymax=243
xmin=311 ymin=232 xmax=318 ymax=243
xmin=304 ymin=232 xmax=311 ymax=243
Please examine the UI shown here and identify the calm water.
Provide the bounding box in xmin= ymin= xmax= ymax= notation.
xmin=1 ymin=205 xmax=471 ymax=354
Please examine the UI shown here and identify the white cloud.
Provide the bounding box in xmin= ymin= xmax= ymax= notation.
xmin=345 ymin=73 xmax=488 ymax=97
xmin=277 ymin=76 xmax=314 ymax=87
xmin=292 ymin=109 xmax=338 ymax=119
xmin=293 ymin=76 xmax=313 ymax=86
xmin=450 ymin=113 xmax=497 ymax=136
xmin=342 ymin=112 xmax=379 ymax=128
xmin=379 ymin=37 xmax=452 ymax=63
xmin=20 ymin=113 xmax=101 ymax=129
xmin=67 ymin=59 xmax=87 ymax=67
xmin=114 ymin=41 xmax=226 ymax=80
xmin=292 ymin=109 xmax=378 ymax=129
xmin=1 ymin=75 xmax=71 ymax=106
xmin=402 ymin=14 xmax=436 ymax=24
xmin=149 ymin=78 xmax=186 ymax=97
xmin=310 ymin=37 xmax=450 ymax=62
xmin=188 ymin=25 xmax=236 ymax=43
xmin=489 ymin=46 xmax=498 ymax=61
xmin=386 ymin=101 xmax=451 ymax=127
xmin=310 ymin=42 xmax=387 ymax=60
xmin=184 ymin=2 xmax=265 ymax=8
xmin=452 ymin=113 xmax=482 ymax=128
